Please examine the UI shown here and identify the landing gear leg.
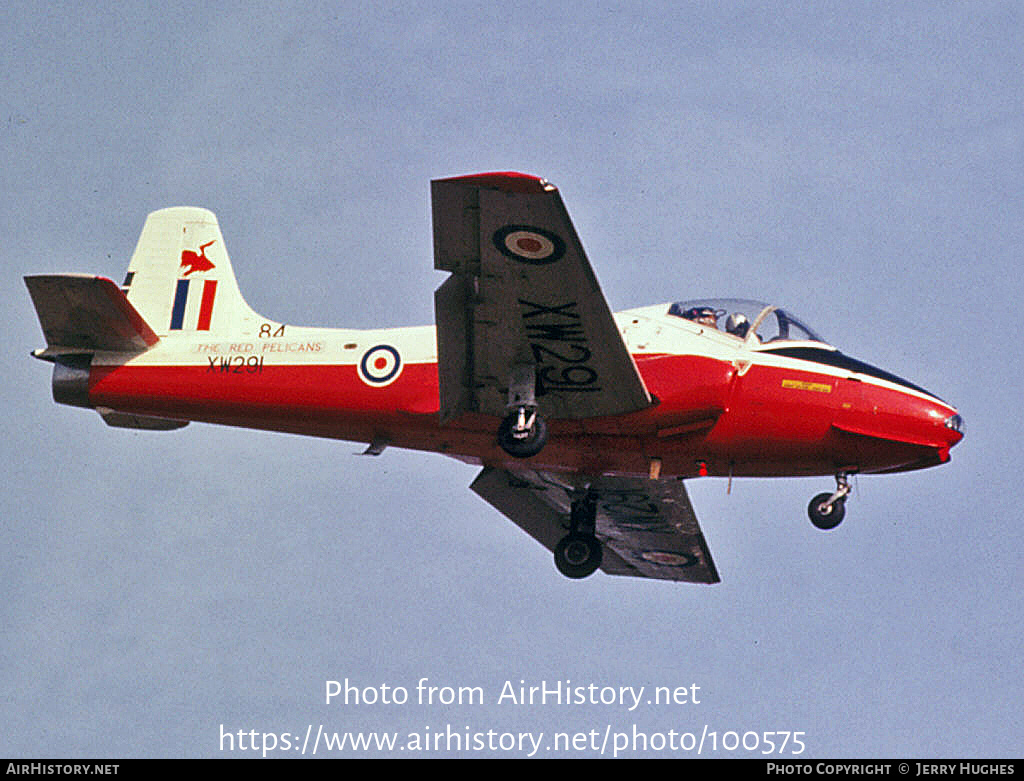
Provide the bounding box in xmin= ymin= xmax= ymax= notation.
xmin=497 ymin=363 xmax=548 ymax=458
xmin=808 ymin=472 xmax=852 ymax=530
xmin=554 ymin=492 xmax=603 ymax=579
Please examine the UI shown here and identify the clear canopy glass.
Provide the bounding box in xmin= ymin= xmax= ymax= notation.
xmin=668 ymin=299 xmax=825 ymax=344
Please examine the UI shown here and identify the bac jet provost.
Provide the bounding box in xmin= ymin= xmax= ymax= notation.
xmin=25 ymin=173 xmax=964 ymax=583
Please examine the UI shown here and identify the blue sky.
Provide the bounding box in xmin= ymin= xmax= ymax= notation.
xmin=3 ymin=1 xmax=1021 ymax=757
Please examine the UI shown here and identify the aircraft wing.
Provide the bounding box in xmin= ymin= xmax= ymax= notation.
xmin=471 ymin=467 xmax=720 ymax=583
xmin=432 ymin=172 xmax=653 ymax=423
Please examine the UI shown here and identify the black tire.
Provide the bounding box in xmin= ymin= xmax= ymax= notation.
xmin=497 ymin=414 xmax=548 ymax=458
xmin=808 ymin=492 xmax=845 ymax=530
xmin=554 ymin=533 xmax=603 ymax=579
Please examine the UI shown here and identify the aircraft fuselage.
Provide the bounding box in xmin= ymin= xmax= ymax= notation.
xmin=67 ymin=306 xmax=961 ymax=480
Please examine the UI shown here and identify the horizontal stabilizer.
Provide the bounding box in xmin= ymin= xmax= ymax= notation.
xmin=25 ymin=274 xmax=159 ymax=356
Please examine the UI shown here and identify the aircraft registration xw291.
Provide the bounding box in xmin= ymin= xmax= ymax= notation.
xmin=26 ymin=172 xmax=964 ymax=583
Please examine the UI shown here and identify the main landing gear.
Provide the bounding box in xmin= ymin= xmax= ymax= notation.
xmin=497 ymin=363 xmax=548 ymax=459
xmin=807 ymin=473 xmax=852 ymax=530
xmin=554 ymin=492 xmax=603 ymax=579
xmin=497 ymin=406 xmax=548 ymax=458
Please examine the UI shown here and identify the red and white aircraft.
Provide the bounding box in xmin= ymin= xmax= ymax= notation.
xmin=26 ymin=172 xmax=964 ymax=583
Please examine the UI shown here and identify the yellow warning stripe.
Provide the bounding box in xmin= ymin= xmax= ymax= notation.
xmin=782 ymin=379 xmax=832 ymax=393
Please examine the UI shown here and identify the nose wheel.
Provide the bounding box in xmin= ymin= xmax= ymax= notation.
xmin=554 ymin=492 xmax=603 ymax=579
xmin=808 ymin=473 xmax=851 ymax=530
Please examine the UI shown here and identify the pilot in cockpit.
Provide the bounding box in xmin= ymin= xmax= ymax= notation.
xmin=724 ymin=312 xmax=750 ymax=338
xmin=681 ymin=306 xmax=720 ymax=329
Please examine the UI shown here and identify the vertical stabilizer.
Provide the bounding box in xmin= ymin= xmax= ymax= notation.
xmin=122 ymin=207 xmax=257 ymax=337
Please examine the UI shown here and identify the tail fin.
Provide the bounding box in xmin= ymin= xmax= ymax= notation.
xmin=122 ymin=207 xmax=257 ymax=336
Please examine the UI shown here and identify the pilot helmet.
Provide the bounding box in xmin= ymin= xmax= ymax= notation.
xmin=683 ymin=306 xmax=718 ymax=323
xmin=725 ymin=312 xmax=750 ymax=337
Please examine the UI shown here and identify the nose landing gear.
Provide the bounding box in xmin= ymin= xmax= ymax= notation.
xmin=808 ymin=473 xmax=852 ymax=530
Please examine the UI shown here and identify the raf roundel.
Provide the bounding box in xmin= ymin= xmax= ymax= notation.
xmin=493 ymin=225 xmax=566 ymax=265
xmin=640 ymin=550 xmax=698 ymax=569
xmin=358 ymin=344 xmax=403 ymax=386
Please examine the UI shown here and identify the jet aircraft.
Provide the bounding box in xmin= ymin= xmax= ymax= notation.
xmin=25 ymin=172 xmax=964 ymax=582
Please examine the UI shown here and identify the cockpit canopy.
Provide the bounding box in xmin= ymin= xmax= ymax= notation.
xmin=668 ymin=298 xmax=825 ymax=344
xmin=667 ymin=299 xmax=946 ymax=400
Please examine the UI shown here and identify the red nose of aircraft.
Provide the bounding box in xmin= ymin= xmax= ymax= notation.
xmin=922 ymin=398 xmax=964 ymax=464
xmin=853 ymin=382 xmax=963 ymax=472
xmin=942 ymin=410 xmax=965 ymax=448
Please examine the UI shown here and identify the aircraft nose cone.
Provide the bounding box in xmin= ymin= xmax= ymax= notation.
xmin=944 ymin=411 xmax=965 ymax=445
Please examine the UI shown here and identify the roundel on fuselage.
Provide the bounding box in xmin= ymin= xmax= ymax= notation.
xmin=358 ymin=344 xmax=402 ymax=386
